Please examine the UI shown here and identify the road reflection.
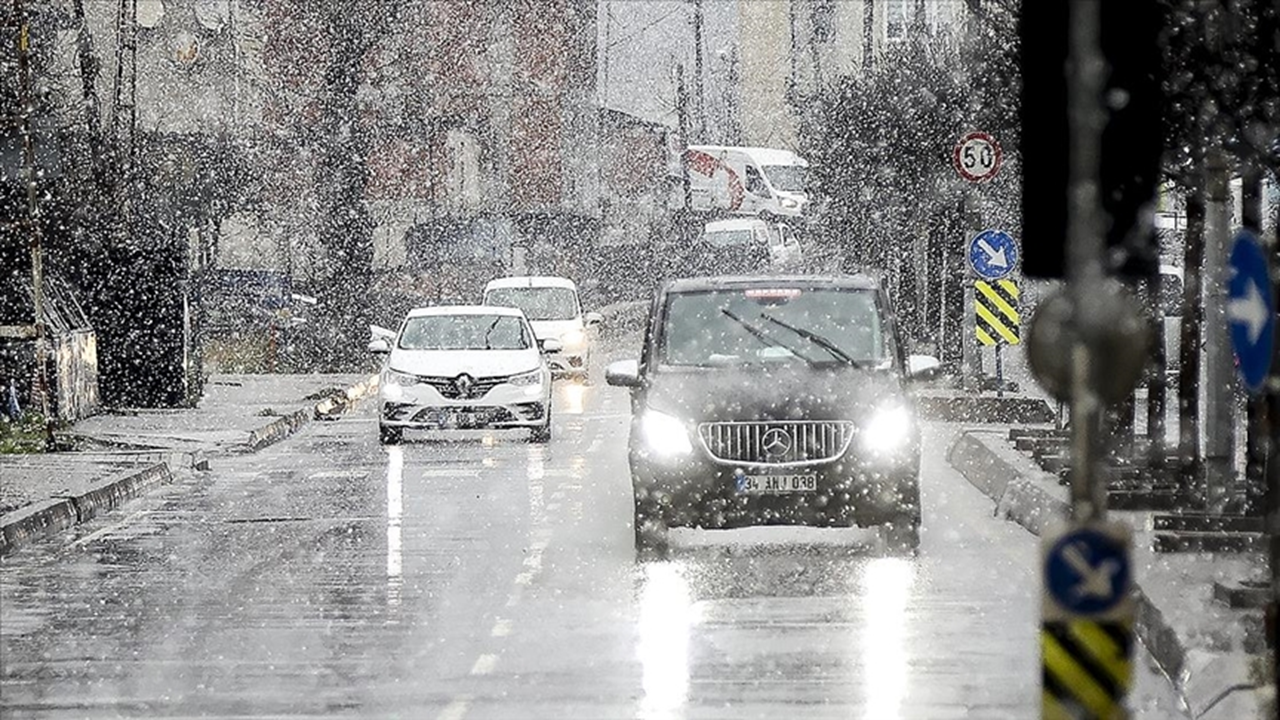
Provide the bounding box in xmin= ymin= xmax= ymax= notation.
xmin=638 ymin=562 xmax=699 ymax=720
xmin=859 ymin=558 xmax=915 ymax=719
xmin=385 ymin=446 xmax=403 ymax=609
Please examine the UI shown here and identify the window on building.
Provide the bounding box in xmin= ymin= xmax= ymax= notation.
xmin=812 ymin=0 xmax=836 ymax=43
xmin=885 ymin=0 xmax=909 ymax=42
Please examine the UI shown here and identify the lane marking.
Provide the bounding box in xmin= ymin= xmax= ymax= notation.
xmin=436 ymin=697 xmax=471 ymax=720
xmin=470 ymin=654 xmax=498 ymax=675
xmin=491 ymin=618 xmax=512 ymax=637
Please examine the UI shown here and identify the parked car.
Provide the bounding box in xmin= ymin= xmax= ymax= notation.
xmin=482 ymin=276 xmax=602 ymax=380
xmin=606 ymin=274 xmax=940 ymax=555
xmin=368 ymin=306 xmax=559 ymax=444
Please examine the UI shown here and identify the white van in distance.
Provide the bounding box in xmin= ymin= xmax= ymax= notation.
xmin=483 ymin=276 xmax=602 ymax=380
xmin=683 ymin=145 xmax=809 ymax=218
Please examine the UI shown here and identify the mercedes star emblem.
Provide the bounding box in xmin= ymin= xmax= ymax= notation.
xmin=761 ymin=428 xmax=793 ymax=456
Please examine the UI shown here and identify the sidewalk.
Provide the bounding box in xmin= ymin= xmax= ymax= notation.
xmin=0 ymin=373 xmax=378 ymax=555
xmin=948 ymin=427 xmax=1276 ymax=719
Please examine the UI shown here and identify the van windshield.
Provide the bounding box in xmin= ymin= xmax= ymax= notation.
xmin=701 ymin=230 xmax=756 ymax=247
xmin=660 ymin=287 xmax=887 ymax=367
xmin=762 ymin=165 xmax=806 ymax=193
xmin=485 ymin=286 xmax=579 ymax=321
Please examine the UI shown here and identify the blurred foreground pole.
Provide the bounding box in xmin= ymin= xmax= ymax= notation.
xmin=1243 ymin=169 xmax=1266 ymax=513
xmin=1203 ymin=149 xmax=1236 ymax=506
xmin=1180 ymin=187 xmax=1206 ymax=500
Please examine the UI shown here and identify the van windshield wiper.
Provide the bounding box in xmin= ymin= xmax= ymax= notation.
xmin=719 ymin=308 xmax=819 ymax=366
xmin=757 ymin=313 xmax=862 ymax=368
xmin=483 ymin=316 xmax=503 ymax=349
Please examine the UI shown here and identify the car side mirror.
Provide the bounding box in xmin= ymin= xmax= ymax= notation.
xmin=906 ymin=354 xmax=942 ymax=381
xmin=540 ymin=337 xmax=563 ymax=354
xmin=605 ymin=359 xmax=642 ymax=388
xmin=584 ymin=311 xmax=604 ymax=327
xmin=368 ymin=337 xmax=391 ymax=354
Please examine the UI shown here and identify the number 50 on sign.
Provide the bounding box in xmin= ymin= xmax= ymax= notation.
xmin=953 ymin=131 xmax=1003 ymax=183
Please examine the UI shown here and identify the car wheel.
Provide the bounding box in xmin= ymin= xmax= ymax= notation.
xmin=529 ymin=405 xmax=552 ymax=443
xmin=880 ymin=516 xmax=920 ymax=557
xmin=379 ymin=424 xmax=403 ymax=445
xmin=633 ymin=491 xmax=669 ymax=558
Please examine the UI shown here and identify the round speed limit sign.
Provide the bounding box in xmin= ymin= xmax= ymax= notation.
xmin=953 ymin=131 xmax=1002 ymax=183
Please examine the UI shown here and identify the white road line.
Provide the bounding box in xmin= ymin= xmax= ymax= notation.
xmin=491 ymin=618 xmax=512 ymax=637
xmin=67 ymin=510 xmax=148 ymax=549
xmin=470 ymin=654 xmax=498 ymax=675
xmin=436 ymin=697 xmax=471 ymax=720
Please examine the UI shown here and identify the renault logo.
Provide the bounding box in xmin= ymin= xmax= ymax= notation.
xmin=761 ymin=427 xmax=792 ymax=456
xmin=453 ymin=373 xmax=475 ymax=398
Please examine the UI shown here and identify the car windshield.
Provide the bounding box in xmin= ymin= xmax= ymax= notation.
xmin=397 ymin=314 xmax=530 ymax=350
xmin=660 ymin=287 xmax=886 ymax=367
xmin=701 ymin=229 xmax=756 ymax=247
xmin=761 ymin=165 xmax=806 ymax=193
xmin=485 ymin=287 xmax=579 ymax=321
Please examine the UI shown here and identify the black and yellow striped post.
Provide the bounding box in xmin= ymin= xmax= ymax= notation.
xmin=1042 ymin=521 xmax=1134 ymax=719
xmin=975 ymin=279 xmax=1021 ymax=346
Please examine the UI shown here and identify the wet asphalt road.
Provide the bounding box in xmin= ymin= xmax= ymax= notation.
xmin=1 ymin=374 xmax=1185 ymax=718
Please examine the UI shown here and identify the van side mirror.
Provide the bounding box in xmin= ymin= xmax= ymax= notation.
xmin=368 ymin=338 xmax=391 ymax=354
xmin=584 ymin=312 xmax=604 ymax=327
xmin=540 ymin=337 xmax=563 ymax=354
xmin=906 ymin=354 xmax=942 ymax=381
xmin=605 ymin=360 xmax=642 ymax=388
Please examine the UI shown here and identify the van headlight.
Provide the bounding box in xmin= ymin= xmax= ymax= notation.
xmin=640 ymin=409 xmax=693 ymax=457
xmin=860 ymin=404 xmax=913 ymax=455
xmin=507 ymin=369 xmax=543 ymax=387
xmin=383 ymin=369 xmax=418 ymax=387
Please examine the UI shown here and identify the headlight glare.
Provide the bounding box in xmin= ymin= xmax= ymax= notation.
xmin=561 ymin=329 xmax=587 ymax=348
xmin=640 ymin=409 xmax=693 ymax=457
xmin=860 ymin=405 xmax=913 ymax=454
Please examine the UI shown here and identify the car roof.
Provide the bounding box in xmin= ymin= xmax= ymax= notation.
xmin=662 ymin=274 xmax=880 ymax=293
xmin=484 ymin=275 xmax=577 ymax=291
xmin=405 ymin=305 xmax=526 ymax=319
xmin=688 ymin=145 xmax=808 ymax=168
xmin=704 ymin=218 xmax=767 ymax=232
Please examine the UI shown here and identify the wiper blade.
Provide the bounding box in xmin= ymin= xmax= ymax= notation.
xmin=757 ymin=313 xmax=861 ymax=367
xmin=483 ymin=316 xmax=502 ymax=349
xmin=719 ymin=308 xmax=819 ymax=366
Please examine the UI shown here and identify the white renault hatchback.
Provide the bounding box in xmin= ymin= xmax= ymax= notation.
xmin=482 ymin=276 xmax=602 ymax=379
xmin=369 ymin=306 xmax=559 ymax=445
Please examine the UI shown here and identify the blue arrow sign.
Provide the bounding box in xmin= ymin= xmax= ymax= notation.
xmin=1045 ymin=528 xmax=1130 ymax=616
xmin=968 ymin=230 xmax=1018 ymax=280
xmin=1227 ymin=230 xmax=1274 ymax=394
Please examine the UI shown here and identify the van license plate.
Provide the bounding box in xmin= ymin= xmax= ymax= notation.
xmin=739 ymin=474 xmax=817 ymax=494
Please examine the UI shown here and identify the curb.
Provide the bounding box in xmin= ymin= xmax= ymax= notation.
xmin=946 ymin=429 xmax=1273 ymax=719
xmin=916 ymin=394 xmax=1056 ymax=424
xmin=0 ymin=375 xmax=378 ymax=557
xmin=0 ymin=463 xmax=172 ymax=556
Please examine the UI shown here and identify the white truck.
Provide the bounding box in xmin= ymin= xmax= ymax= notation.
xmin=680 ymin=146 xmax=810 ymax=219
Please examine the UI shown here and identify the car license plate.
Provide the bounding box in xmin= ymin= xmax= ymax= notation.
xmin=739 ymin=474 xmax=818 ymax=494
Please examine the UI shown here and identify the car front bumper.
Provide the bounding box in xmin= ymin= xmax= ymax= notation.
xmin=630 ymin=448 xmax=919 ymax=529
xmin=379 ymin=383 xmax=549 ymax=429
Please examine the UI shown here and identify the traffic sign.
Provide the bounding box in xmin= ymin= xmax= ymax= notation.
xmin=975 ymin=280 xmax=1020 ymax=346
xmin=1043 ymin=523 xmax=1132 ymax=619
xmin=1227 ymin=229 xmax=1274 ymax=394
xmin=953 ymin=131 xmax=1003 ymax=182
xmin=968 ymin=229 xmax=1018 ymax=280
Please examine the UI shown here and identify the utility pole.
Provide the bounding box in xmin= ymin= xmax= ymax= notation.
xmin=1243 ymin=168 xmax=1266 ymax=514
xmin=7 ymin=0 xmax=52 ymax=435
xmin=1203 ymin=149 xmax=1236 ymax=507
xmin=1181 ymin=184 xmax=1206 ymax=500
xmin=691 ymin=0 xmax=704 ymax=141
xmin=676 ymin=63 xmax=692 ymax=214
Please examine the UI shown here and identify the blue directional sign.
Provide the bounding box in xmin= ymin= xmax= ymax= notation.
xmin=1045 ymin=528 xmax=1130 ymax=616
xmin=1227 ymin=230 xmax=1274 ymax=394
xmin=968 ymin=230 xmax=1018 ymax=280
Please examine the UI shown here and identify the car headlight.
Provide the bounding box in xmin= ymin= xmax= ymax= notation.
xmin=561 ymin=329 xmax=587 ymax=349
xmin=640 ymin=409 xmax=693 ymax=457
xmin=383 ymin=369 xmax=418 ymax=387
xmin=860 ymin=404 xmax=914 ymax=455
xmin=507 ymin=368 xmax=543 ymax=387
